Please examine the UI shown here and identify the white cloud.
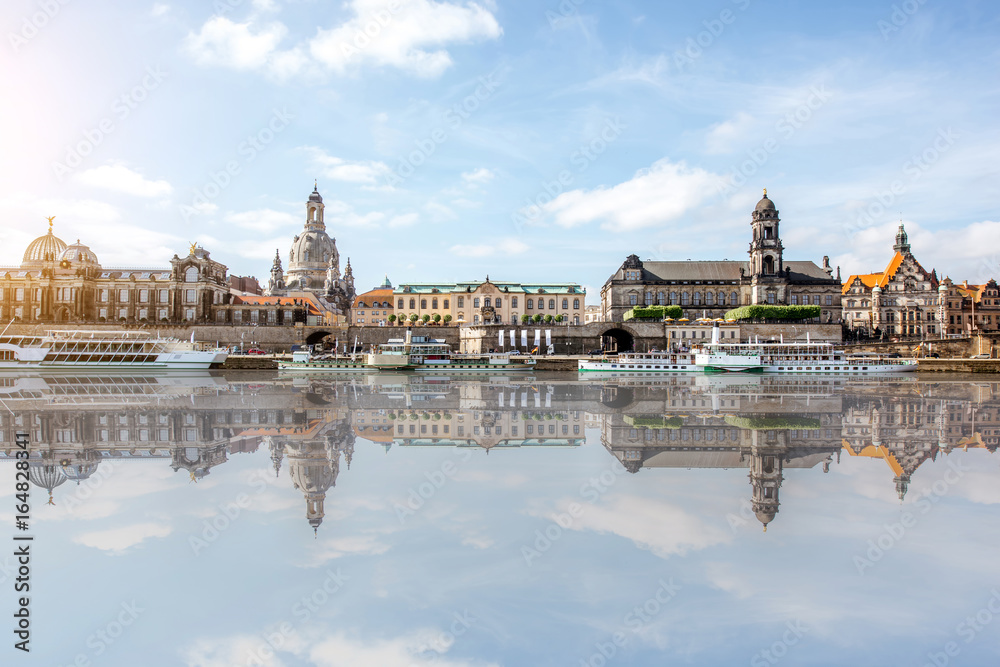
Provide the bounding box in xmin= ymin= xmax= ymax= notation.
xmin=536 ymin=158 xmax=725 ymax=230
xmin=450 ymin=238 xmax=528 ymax=257
xmin=181 ymin=635 xmax=281 ymax=667
xmin=309 ymin=0 xmax=503 ymax=77
xmin=388 ymin=212 xmax=420 ymax=228
xmin=73 ymin=522 xmax=172 ymax=554
xmin=151 ymin=3 xmax=170 ymax=18
xmin=183 ymin=17 xmax=292 ymax=72
xmin=75 ymin=164 xmax=172 ymax=198
xmin=461 ymin=167 xmax=494 ymax=184
xmin=224 ymin=208 xmax=299 ymax=233
xmin=297 ymin=533 xmax=390 ymax=567
xmin=304 ymin=147 xmax=392 ymax=186
xmin=705 ymin=112 xmax=757 ymax=155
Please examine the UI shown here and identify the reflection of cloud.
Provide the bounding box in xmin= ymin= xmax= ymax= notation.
xmin=73 ymin=522 xmax=172 ymax=554
xmin=181 ymin=634 xmax=281 ymax=667
xmin=297 ymin=534 xmax=390 ymax=568
xmin=704 ymin=561 xmax=755 ymax=599
xmin=38 ymin=465 xmax=184 ymax=523
xmin=530 ymin=495 xmax=730 ymax=558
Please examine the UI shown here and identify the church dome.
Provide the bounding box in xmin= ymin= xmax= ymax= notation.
xmin=755 ymin=192 xmax=776 ymax=212
xmin=308 ymin=185 xmax=323 ymax=203
xmin=23 ymin=226 xmax=68 ymax=266
xmin=29 ymin=462 xmax=68 ymax=504
xmin=59 ymin=240 xmax=100 ymax=267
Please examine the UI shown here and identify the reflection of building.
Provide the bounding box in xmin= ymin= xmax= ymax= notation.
xmin=394 ymin=277 xmax=585 ymax=325
xmin=601 ymin=192 xmax=843 ymax=323
xmin=1 ymin=220 xmax=230 ymax=324
xmin=842 ymin=224 xmax=941 ymax=338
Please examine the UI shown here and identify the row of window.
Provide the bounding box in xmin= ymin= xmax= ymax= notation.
xmin=396 ymin=296 xmax=583 ymax=311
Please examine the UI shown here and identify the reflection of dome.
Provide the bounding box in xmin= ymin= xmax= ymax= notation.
xmin=61 ymin=452 xmax=103 ymax=484
xmin=755 ymin=509 xmax=776 ymax=529
xmin=59 ymin=240 xmax=101 ymax=267
xmin=755 ymin=192 xmax=776 ymax=212
xmin=23 ymin=228 xmax=68 ymax=266
xmin=29 ymin=462 xmax=68 ymax=504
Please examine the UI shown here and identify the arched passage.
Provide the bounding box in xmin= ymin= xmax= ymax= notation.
xmin=601 ymin=328 xmax=635 ymax=353
xmin=306 ymin=330 xmax=334 ymax=347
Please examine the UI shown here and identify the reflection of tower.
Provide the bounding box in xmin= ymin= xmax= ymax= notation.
xmin=60 ymin=450 xmax=103 ymax=485
xmin=170 ymin=442 xmax=229 ymax=482
xmin=265 ymin=436 xmax=284 ymax=477
xmin=747 ymin=437 xmax=784 ymax=531
xmin=285 ymin=420 xmax=356 ymax=534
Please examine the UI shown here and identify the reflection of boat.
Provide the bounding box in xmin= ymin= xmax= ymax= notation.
xmin=0 ymin=330 xmax=227 ymax=372
xmin=281 ymin=330 xmax=536 ymax=373
xmin=0 ymin=372 xmax=226 ymax=405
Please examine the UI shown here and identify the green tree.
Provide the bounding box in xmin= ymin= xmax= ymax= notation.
xmin=421 ymin=314 xmax=431 ymax=324
xmin=443 ymin=314 xmax=452 ymax=324
xmin=544 ymin=314 xmax=553 ymax=323
xmin=554 ymin=315 xmax=563 ymax=323
xmin=388 ymin=314 xmax=397 ymax=323
xmin=432 ymin=313 xmax=441 ymax=323
xmin=533 ymin=314 xmax=542 ymax=323
xmin=521 ymin=314 xmax=531 ymax=323
xmin=409 ymin=314 xmax=418 ymax=323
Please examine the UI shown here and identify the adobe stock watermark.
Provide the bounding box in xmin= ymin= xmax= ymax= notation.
xmin=716 ymin=84 xmax=832 ymax=199
xmin=844 ymin=127 xmax=958 ymax=243
xmin=521 ymin=459 xmax=627 ymax=566
xmin=179 ymin=108 xmax=293 ymax=221
xmin=413 ymin=611 xmax=478 ymax=658
xmin=55 ymin=600 xmax=144 ymax=667
xmin=920 ymin=589 xmax=1000 ymax=667
xmin=669 ymin=0 xmax=752 ymax=74
xmin=393 ymin=448 xmax=472 ymax=523
xmin=878 ymin=0 xmax=929 ymax=41
xmin=242 ymin=567 xmax=349 ymax=667
xmin=750 ymin=621 xmax=808 ymax=667
xmin=853 ymin=459 xmax=967 ymax=575
xmin=8 ymin=0 xmax=71 ymax=52
xmin=546 ymin=0 xmax=585 ymax=28
xmin=188 ymin=468 xmax=280 ymax=555
xmin=63 ymin=460 xmax=118 ymax=514
xmin=510 ymin=116 xmax=626 ymax=231
xmin=385 ymin=70 xmax=503 ymax=187
xmin=52 ymin=66 xmax=168 ymax=181
xmin=579 ymin=579 xmax=682 ymax=667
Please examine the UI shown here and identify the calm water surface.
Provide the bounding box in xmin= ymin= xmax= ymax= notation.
xmin=2 ymin=371 xmax=999 ymax=667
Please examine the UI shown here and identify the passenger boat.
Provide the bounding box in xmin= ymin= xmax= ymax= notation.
xmin=579 ymin=325 xmax=917 ymax=375
xmin=279 ymin=329 xmax=536 ymax=373
xmin=0 ymin=330 xmax=228 ymax=372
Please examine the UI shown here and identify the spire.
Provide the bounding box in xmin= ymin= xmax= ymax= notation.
xmin=893 ymin=221 xmax=910 ymax=254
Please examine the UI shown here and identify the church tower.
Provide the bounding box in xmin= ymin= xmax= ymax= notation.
xmin=266 ymin=249 xmax=285 ymax=295
xmin=284 ymin=184 xmax=341 ymax=293
xmin=893 ymin=222 xmax=910 ymax=254
xmin=746 ymin=436 xmax=784 ymax=531
xmin=749 ymin=189 xmax=784 ymax=278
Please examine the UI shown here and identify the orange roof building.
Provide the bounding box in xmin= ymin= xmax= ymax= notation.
xmin=841 ymin=223 xmax=941 ymax=338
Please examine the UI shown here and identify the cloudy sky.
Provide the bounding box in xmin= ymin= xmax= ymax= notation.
xmin=1 ymin=0 xmax=998 ymax=298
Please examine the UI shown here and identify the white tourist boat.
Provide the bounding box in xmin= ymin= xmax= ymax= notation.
xmin=0 ymin=330 xmax=228 ymax=372
xmin=279 ymin=329 xmax=536 ymax=373
xmin=579 ymin=325 xmax=917 ymax=375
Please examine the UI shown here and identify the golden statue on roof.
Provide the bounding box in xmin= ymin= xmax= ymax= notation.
xmin=47 ymin=215 xmax=55 ymax=231
xmin=189 ymin=242 xmax=198 ymax=255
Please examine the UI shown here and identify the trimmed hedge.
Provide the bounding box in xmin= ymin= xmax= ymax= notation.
xmin=723 ymin=305 xmax=821 ymax=321
xmin=623 ymin=305 xmax=684 ymax=321
xmin=724 ymin=415 xmax=822 ymax=430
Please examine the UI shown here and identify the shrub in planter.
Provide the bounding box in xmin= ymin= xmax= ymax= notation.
xmin=388 ymin=314 xmax=397 ymax=323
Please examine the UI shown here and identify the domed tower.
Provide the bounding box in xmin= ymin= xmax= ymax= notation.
xmin=748 ymin=189 xmax=783 ymax=279
xmin=29 ymin=460 xmax=68 ymax=505
xmin=284 ymin=184 xmax=341 ymax=293
xmin=287 ymin=440 xmax=341 ymax=535
xmin=893 ymin=222 xmax=910 ymax=254
xmin=22 ymin=218 xmax=68 ymax=268
xmin=266 ymin=249 xmax=286 ymax=296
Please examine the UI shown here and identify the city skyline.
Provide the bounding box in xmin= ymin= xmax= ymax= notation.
xmin=2 ymin=0 xmax=998 ymax=301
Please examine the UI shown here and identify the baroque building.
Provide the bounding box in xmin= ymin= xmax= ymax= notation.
xmin=265 ymin=185 xmax=356 ymax=316
xmin=393 ymin=277 xmax=586 ymax=325
xmin=841 ymin=223 xmax=942 ymax=338
xmin=1 ymin=219 xmax=230 ymax=324
xmin=601 ymin=191 xmax=843 ymax=323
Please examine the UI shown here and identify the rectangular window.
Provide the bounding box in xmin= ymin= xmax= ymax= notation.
xmin=512 ymin=297 xmax=518 ymax=308
xmin=158 ymin=309 xmax=167 ymax=321
xmin=457 ymin=296 xmax=464 ymax=308
xmin=15 ymin=288 xmax=24 ymax=301
xmin=119 ymin=289 xmax=129 ymax=302
xmin=138 ymin=309 xmax=148 ymax=320
xmin=473 ymin=298 xmax=480 ymax=308
xmin=185 ymin=289 xmax=196 ymax=303
xmin=443 ymin=299 xmax=449 ymax=309
xmin=825 ymin=295 xmax=833 ymax=306
xmin=139 ymin=289 xmax=149 ymax=303
xmin=527 ymin=299 xmax=533 ymax=310
xmin=790 ymin=295 xmax=798 ymax=305
xmin=99 ymin=308 xmax=108 ymax=320
xmin=158 ymin=289 xmax=168 ymax=303
xmin=185 ymin=308 xmax=195 ymax=321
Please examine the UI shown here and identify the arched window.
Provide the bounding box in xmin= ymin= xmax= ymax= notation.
xmin=573 ymin=298 xmax=580 ymax=309
xmin=693 ymin=292 xmax=702 ymax=306
xmin=443 ymin=299 xmax=449 ymax=309
xmin=670 ymin=292 xmax=677 ymax=305
xmin=644 ymin=292 xmax=653 ymax=305
xmin=409 ymin=298 xmax=416 ymax=309
xmin=718 ymin=291 xmax=725 ymax=306
xmin=763 ymin=256 xmax=774 ymax=275
xmin=484 ymin=297 xmax=491 ymax=307
xmin=420 ymin=299 xmax=427 ymax=309
xmin=432 ymin=298 xmax=438 ymax=309
xmin=548 ymin=299 xmax=555 ymax=310
xmin=562 ymin=298 xmax=569 ymax=309
xmin=681 ymin=292 xmax=690 ymax=306
xmin=656 ymin=292 xmax=665 ymax=305
xmin=731 ymin=291 xmax=738 ymax=305
xmin=495 ymin=297 xmax=502 ymax=308
xmin=398 ymin=298 xmax=404 ymax=309
xmin=527 ymin=299 xmax=533 ymax=310
xmin=705 ymin=292 xmax=714 ymax=306
xmin=185 ymin=267 xmax=198 ymax=282
xmin=512 ymin=297 xmax=518 ymax=308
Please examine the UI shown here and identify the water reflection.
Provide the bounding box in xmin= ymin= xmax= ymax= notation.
xmin=3 ymin=372 xmax=996 ymax=536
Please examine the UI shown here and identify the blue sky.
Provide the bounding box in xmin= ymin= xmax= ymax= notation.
xmin=1 ymin=0 xmax=998 ymax=300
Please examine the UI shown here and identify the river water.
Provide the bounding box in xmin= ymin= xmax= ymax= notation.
xmin=3 ymin=371 xmax=999 ymax=666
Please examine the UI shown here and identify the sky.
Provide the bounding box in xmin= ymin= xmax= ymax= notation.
xmin=1 ymin=0 xmax=998 ymax=301
xmin=2 ymin=375 xmax=1000 ymax=666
